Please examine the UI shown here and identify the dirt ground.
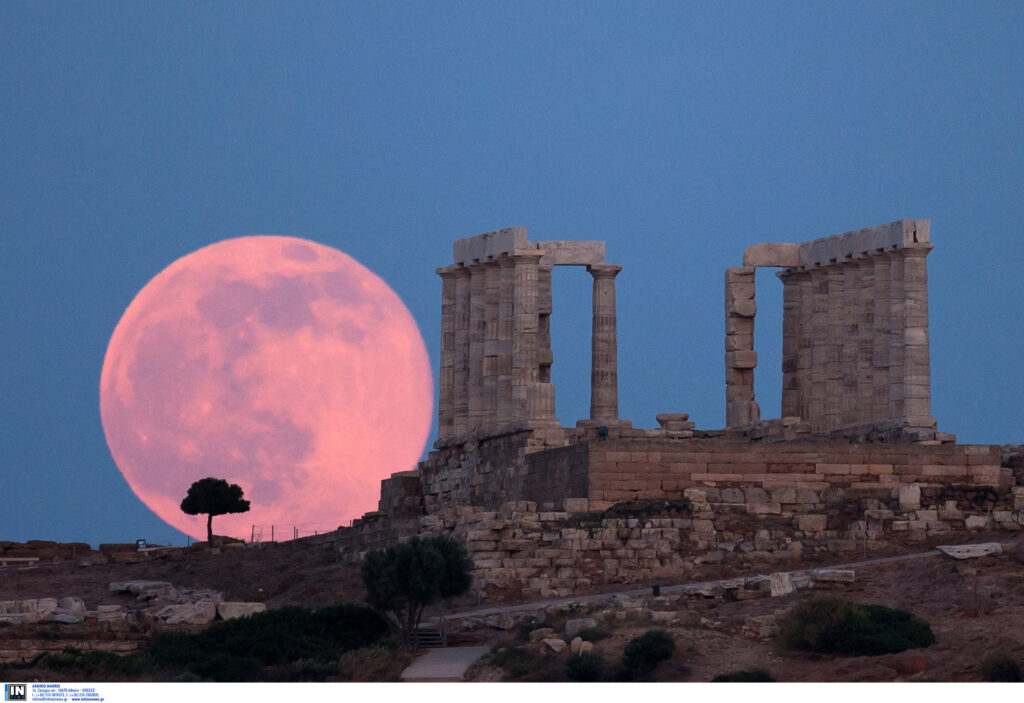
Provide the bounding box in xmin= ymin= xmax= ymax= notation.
xmin=1 ymin=538 xmax=1022 ymax=682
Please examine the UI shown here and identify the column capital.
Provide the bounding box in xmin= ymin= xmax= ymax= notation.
xmin=587 ymin=263 xmax=622 ymax=279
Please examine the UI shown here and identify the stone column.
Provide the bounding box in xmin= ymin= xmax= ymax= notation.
xmin=902 ymin=245 xmax=935 ymax=427
xmin=840 ymin=260 xmax=860 ymax=427
xmin=725 ymin=266 xmax=758 ymax=427
xmin=797 ymin=270 xmax=814 ymax=421
xmin=511 ymin=251 xmax=545 ymax=422
xmin=537 ymin=265 xmax=554 ymax=383
xmin=467 ymin=261 xmax=487 ymax=430
xmin=496 ymin=256 xmax=516 ymax=423
xmin=808 ymin=267 xmax=828 ymax=431
xmin=856 ymin=256 xmax=875 ymax=424
xmin=870 ymin=253 xmax=891 ymax=423
xmin=779 ymin=269 xmax=802 ymax=419
xmin=435 ymin=266 xmax=458 ymax=440
xmin=588 ymin=264 xmax=622 ymax=423
xmin=824 ymin=265 xmax=844 ymax=430
xmin=482 ymin=259 xmax=500 ymax=427
xmin=887 ymin=251 xmax=906 ymax=420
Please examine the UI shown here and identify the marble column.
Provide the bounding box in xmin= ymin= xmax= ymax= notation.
xmin=901 ymin=245 xmax=935 ymax=426
xmin=856 ymin=256 xmax=875 ymax=424
xmin=808 ymin=267 xmax=828 ymax=431
xmin=467 ymin=261 xmax=487 ymax=430
xmin=796 ymin=270 xmax=814 ymax=421
xmin=887 ymin=251 xmax=906 ymax=420
xmin=482 ymin=259 xmax=500 ymax=427
xmin=840 ymin=260 xmax=860 ymax=427
xmin=511 ymin=251 xmax=545 ymax=422
xmin=496 ymin=256 xmax=516 ymax=423
xmin=824 ymin=266 xmax=844 ymax=430
xmin=724 ymin=266 xmax=758 ymax=427
xmin=588 ymin=264 xmax=622 ymax=423
xmin=436 ymin=266 xmax=458 ymax=440
xmin=779 ymin=270 xmax=802 ymax=419
xmin=870 ymin=253 xmax=891 ymax=424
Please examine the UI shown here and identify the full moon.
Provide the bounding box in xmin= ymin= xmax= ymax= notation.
xmin=99 ymin=236 xmax=433 ymax=541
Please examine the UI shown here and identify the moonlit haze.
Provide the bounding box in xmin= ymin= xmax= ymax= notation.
xmin=99 ymin=237 xmax=433 ymax=540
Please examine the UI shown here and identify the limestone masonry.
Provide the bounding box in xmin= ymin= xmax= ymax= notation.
xmin=327 ymin=223 xmax=1020 ymax=602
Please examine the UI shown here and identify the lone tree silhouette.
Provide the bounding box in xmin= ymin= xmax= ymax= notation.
xmin=180 ymin=477 xmax=251 ymax=543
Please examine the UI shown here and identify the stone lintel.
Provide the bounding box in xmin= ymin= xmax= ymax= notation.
xmin=742 ymin=242 xmax=800 ymax=268
xmin=537 ymin=241 xmax=606 ymax=266
xmin=798 ymin=219 xmax=931 ymax=268
xmin=453 ymin=227 xmax=528 ymax=265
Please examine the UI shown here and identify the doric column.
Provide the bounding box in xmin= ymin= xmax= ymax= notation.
xmin=856 ymin=256 xmax=875 ymax=424
xmin=840 ymin=259 xmax=860 ymax=427
xmin=824 ymin=265 xmax=844 ymax=430
xmin=482 ymin=259 xmax=500 ymax=427
xmin=808 ymin=267 xmax=828 ymax=431
xmin=496 ymin=256 xmax=516 ymax=423
xmin=435 ymin=266 xmax=458 ymax=440
xmin=588 ymin=264 xmax=622 ymax=423
xmin=537 ymin=265 xmax=554 ymax=383
xmin=467 ymin=260 xmax=487 ymax=430
xmin=901 ymin=245 xmax=935 ymax=426
xmin=779 ymin=269 xmax=802 ymax=419
xmin=724 ymin=266 xmax=758 ymax=427
xmin=511 ymin=251 xmax=545 ymax=422
xmin=887 ymin=251 xmax=906 ymax=420
xmin=796 ymin=270 xmax=814 ymax=421
xmin=870 ymin=253 xmax=891 ymax=423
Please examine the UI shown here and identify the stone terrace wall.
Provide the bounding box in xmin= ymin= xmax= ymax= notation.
xmin=583 ymin=439 xmax=1008 ymax=511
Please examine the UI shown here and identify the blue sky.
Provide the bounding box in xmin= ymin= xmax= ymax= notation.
xmin=2 ymin=1 xmax=1021 ymax=547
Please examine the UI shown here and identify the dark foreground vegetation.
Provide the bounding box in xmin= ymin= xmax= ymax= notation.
xmin=0 ymin=604 xmax=408 ymax=682
xmin=779 ymin=596 xmax=935 ymax=656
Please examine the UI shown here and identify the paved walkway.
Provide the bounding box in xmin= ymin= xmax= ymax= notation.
xmin=400 ymin=646 xmax=491 ymax=682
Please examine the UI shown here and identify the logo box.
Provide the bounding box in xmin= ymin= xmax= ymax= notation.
xmin=4 ymin=684 xmax=27 ymax=701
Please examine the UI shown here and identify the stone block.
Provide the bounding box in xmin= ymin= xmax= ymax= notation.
xmin=565 ymin=617 xmax=597 ymax=637
xmin=727 ymin=350 xmax=758 ymax=368
xmin=813 ymin=569 xmax=855 ymax=583
xmin=743 ymin=242 xmax=801 ymax=268
xmin=217 ymin=602 xmax=267 ymax=620
xmin=898 ymin=485 xmax=921 ymax=510
xmin=528 ymin=627 xmax=555 ymax=642
xmin=563 ymin=498 xmax=589 ymax=513
xmin=156 ymin=601 xmax=217 ymax=625
xmin=770 ymin=572 xmax=794 ymax=597
xmin=937 ymin=543 xmax=1002 ymax=559
xmin=570 ymin=636 xmax=584 ymax=654
xmin=797 ymin=514 xmax=827 ymax=533
xmin=964 ymin=515 xmax=989 ymax=529
xmin=542 ymin=638 xmax=567 ymax=653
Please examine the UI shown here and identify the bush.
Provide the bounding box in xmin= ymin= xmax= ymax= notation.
xmin=146 ymin=603 xmax=389 ymax=681
xmin=712 ymin=668 xmax=776 ymax=682
xmin=566 ymin=652 xmax=605 ymax=682
xmin=980 ymin=652 xmax=1021 ymax=682
xmin=490 ymin=646 xmax=537 ymax=680
xmin=622 ymin=630 xmax=675 ymax=678
xmin=337 ymin=645 xmax=411 ymax=682
xmin=779 ymin=597 xmax=934 ymax=656
xmin=578 ymin=625 xmax=612 ymax=642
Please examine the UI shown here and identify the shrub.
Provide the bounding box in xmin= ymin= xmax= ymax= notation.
xmin=146 ymin=603 xmax=389 ymax=681
xmin=578 ymin=625 xmax=612 ymax=642
xmin=337 ymin=645 xmax=411 ymax=682
xmin=980 ymin=652 xmax=1021 ymax=682
xmin=712 ymin=668 xmax=776 ymax=682
xmin=779 ymin=597 xmax=934 ymax=656
xmin=622 ymin=630 xmax=675 ymax=678
xmin=566 ymin=652 xmax=605 ymax=682
xmin=490 ymin=646 xmax=536 ymax=680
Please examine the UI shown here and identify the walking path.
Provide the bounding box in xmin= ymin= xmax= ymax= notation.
xmin=400 ymin=646 xmax=491 ymax=682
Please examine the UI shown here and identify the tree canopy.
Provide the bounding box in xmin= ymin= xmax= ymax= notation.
xmin=360 ymin=534 xmax=473 ymax=645
xmin=180 ymin=477 xmax=251 ymax=543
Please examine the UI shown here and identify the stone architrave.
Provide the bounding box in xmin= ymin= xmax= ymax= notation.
xmin=588 ymin=264 xmax=622 ymax=423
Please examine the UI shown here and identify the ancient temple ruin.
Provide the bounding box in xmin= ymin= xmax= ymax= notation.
xmin=323 ymin=219 xmax=1018 ymax=604
xmin=726 ymin=219 xmax=938 ymax=438
xmin=434 ymin=227 xmax=628 ymax=441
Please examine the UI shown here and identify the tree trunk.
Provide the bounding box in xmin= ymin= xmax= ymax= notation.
xmin=206 ymin=514 xmax=213 ymax=543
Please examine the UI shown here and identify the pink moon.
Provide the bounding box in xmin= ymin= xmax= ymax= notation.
xmin=99 ymin=236 xmax=433 ymax=541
